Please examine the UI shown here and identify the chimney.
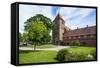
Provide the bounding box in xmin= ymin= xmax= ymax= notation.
xmin=77 ymin=27 xmax=78 ymax=29
xmin=87 ymin=25 xmax=88 ymax=28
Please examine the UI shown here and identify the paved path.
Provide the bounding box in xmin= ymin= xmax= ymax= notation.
xmin=19 ymin=46 xmax=70 ymax=51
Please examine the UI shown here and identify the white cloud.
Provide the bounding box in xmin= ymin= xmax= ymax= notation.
xmin=19 ymin=4 xmax=53 ymax=33
xmin=19 ymin=4 xmax=96 ymax=33
xmin=59 ymin=7 xmax=96 ymax=29
xmin=19 ymin=5 xmax=37 ymax=33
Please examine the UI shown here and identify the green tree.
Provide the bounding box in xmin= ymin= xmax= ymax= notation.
xmin=27 ymin=21 xmax=48 ymax=50
xmin=22 ymin=33 xmax=29 ymax=45
xmin=24 ymin=14 xmax=52 ymax=44
xmin=19 ymin=32 xmax=23 ymax=43
xmin=24 ymin=14 xmax=52 ymax=33
xmin=41 ymin=32 xmax=51 ymax=44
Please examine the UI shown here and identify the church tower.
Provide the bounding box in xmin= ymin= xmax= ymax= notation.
xmin=52 ymin=13 xmax=66 ymax=45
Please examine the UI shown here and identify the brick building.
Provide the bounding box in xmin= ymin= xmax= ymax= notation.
xmin=52 ymin=13 xmax=96 ymax=46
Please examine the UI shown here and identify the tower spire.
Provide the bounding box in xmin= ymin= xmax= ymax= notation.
xmin=57 ymin=7 xmax=60 ymax=15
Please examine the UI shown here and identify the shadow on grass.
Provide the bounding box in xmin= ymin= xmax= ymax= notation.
xmin=19 ymin=50 xmax=43 ymax=53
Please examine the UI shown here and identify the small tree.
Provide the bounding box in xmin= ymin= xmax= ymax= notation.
xmin=27 ymin=21 xmax=48 ymax=50
xmin=22 ymin=32 xmax=29 ymax=46
xmin=19 ymin=32 xmax=23 ymax=44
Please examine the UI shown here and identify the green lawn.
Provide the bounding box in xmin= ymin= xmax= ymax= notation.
xmin=67 ymin=46 xmax=96 ymax=54
xmin=28 ymin=44 xmax=56 ymax=49
xmin=19 ymin=46 xmax=96 ymax=64
xmin=19 ymin=50 xmax=58 ymax=64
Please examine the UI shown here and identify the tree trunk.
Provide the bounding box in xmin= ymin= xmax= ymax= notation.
xmin=34 ymin=44 xmax=36 ymax=51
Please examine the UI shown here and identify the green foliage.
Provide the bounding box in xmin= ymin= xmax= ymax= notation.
xmin=56 ymin=49 xmax=69 ymax=61
xmin=28 ymin=21 xmax=47 ymax=49
xmin=24 ymin=14 xmax=52 ymax=33
xmin=24 ymin=14 xmax=53 ymax=50
xmin=41 ymin=33 xmax=51 ymax=43
xmin=90 ymin=49 xmax=96 ymax=59
xmin=28 ymin=21 xmax=47 ymax=40
xmin=56 ymin=47 xmax=96 ymax=61
xmin=73 ymin=40 xmax=81 ymax=46
xmin=65 ymin=52 xmax=89 ymax=61
xmin=19 ymin=32 xmax=23 ymax=42
xmin=22 ymin=33 xmax=28 ymax=43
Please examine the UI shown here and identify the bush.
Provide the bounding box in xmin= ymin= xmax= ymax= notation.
xmin=56 ymin=48 xmax=94 ymax=62
xmin=73 ymin=40 xmax=81 ymax=46
xmin=90 ymin=49 xmax=96 ymax=59
xmin=56 ymin=49 xmax=69 ymax=61
xmin=65 ymin=52 xmax=89 ymax=61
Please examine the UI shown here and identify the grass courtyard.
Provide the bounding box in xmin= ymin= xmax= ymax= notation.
xmin=66 ymin=46 xmax=95 ymax=55
xmin=19 ymin=46 xmax=96 ymax=64
xmin=19 ymin=50 xmax=57 ymax=64
xmin=28 ymin=44 xmax=56 ymax=49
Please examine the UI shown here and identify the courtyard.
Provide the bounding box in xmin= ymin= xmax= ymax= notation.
xmin=19 ymin=45 xmax=96 ymax=64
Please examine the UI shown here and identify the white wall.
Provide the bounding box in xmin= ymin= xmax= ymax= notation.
xmin=0 ymin=0 xmax=99 ymax=68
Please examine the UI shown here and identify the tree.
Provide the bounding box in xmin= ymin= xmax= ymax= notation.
xmin=41 ymin=33 xmax=51 ymax=44
xmin=24 ymin=14 xmax=52 ymax=33
xmin=27 ymin=21 xmax=48 ymax=50
xmin=19 ymin=32 xmax=23 ymax=43
xmin=24 ymin=14 xmax=52 ymax=44
xmin=22 ymin=32 xmax=29 ymax=46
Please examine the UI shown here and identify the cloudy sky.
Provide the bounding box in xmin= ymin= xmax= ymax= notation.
xmin=19 ymin=4 xmax=96 ymax=33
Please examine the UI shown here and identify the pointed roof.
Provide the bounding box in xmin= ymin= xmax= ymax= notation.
xmin=57 ymin=13 xmax=62 ymax=18
xmin=53 ymin=13 xmax=65 ymax=22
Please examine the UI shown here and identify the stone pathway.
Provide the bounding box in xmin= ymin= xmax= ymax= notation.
xmin=19 ymin=46 xmax=70 ymax=51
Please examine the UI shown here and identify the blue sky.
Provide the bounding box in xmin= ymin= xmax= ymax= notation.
xmin=19 ymin=4 xmax=96 ymax=33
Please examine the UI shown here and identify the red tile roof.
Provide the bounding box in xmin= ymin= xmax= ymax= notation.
xmin=64 ymin=26 xmax=96 ymax=36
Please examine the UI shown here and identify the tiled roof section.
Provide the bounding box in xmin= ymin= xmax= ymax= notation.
xmin=64 ymin=26 xmax=96 ymax=36
xmin=64 ymin=26 xmax=71 ymax=31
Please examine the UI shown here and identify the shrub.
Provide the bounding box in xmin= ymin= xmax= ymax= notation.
xmin=56 ymin=49 xmax=69 ymax=61
xmin=65 ymin=52 xmax=89 ymax=61
xmin=56 ymin=48 xmax=94 ymax=62
xmin=90 ymin=49 xmax=96 ymax=59
xmin=73 ymin=40 xmax=81 ymax=46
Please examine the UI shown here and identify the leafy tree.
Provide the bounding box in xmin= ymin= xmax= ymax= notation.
xmin=27 ymin=21 xmax=48 ymax=50
xmin=41 ymin=32 xmax=51 ymax=44
xmin=24 ymin=14 xmax=52 ymax=33
xmin=22 ymin=32 xmax=29 ymax=46
xmin=24 ymin=14 xmax=52 ymax=45
xmin=19 ymin=32 xmax=23 ymax=43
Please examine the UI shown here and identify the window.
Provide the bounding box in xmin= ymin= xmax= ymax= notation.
xmin=73 ymin=36 xmax=76 ymax=39
xmin=69 ymin=36 xmax=71 ymax=39
xmin=66 ymin=43 xmax=69 ymax=45
xmin=87 ymin=34 xmax=91 ymax=38
xmin=80 ymin=35 xmax=84 ymax=38
xmin=66 ymin=37 xmax=68 ymax=39
xmin=76 ymin=36 xmax=78 ymax=39
xmin=78 ymin=36 xmax=81 ymax=39
xmin=93 ymin=34 xmax=96 ymax=37
xmin=71 ymin=36 xmax=73 ymax=39
xmin=90 ymin=34 xmax=96 ymax=38
xmin=83 ymin=35 xmax=87 ymax=38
